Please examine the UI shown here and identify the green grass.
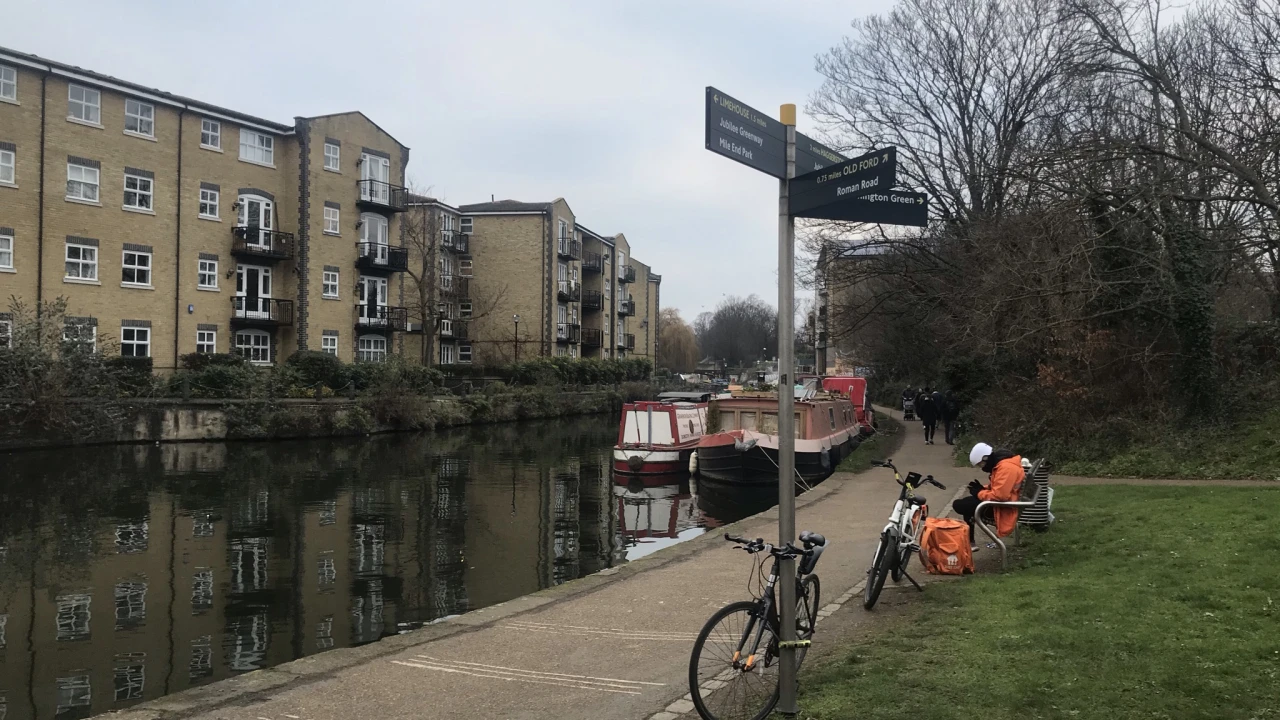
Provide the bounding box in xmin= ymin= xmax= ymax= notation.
xmin=1053 ymin=409 xmax=1280 ymax=480
xmin=838 ymin=417 xmax=905 ymax=473
xmin=795 ymin=485 xmax=1280 ymax=720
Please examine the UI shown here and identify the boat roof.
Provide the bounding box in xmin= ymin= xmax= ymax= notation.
xmin=657 ymin=391 xmax=715 ymax=401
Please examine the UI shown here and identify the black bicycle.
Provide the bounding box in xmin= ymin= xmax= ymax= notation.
xmin=863 ymin=460 xmax=946 ymax=610
xmin=688 ymin=531 xmax=827 ymax=720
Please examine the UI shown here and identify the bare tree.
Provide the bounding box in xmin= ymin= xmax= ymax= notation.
xmin=657 ymin=308 xmax=699 ymax=372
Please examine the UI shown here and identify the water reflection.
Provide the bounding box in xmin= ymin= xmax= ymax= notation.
xmin=0 ymin=418 xmax=770 ymax=720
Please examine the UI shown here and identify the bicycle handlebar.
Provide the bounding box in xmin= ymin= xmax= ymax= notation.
xmin=723 ymin=534 xmax=812 ymax=557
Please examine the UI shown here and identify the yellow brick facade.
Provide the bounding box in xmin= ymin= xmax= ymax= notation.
xmin=0 ymin=47 xmax=409 ymax=369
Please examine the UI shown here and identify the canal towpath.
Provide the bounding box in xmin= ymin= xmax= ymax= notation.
xmin=105 ymin=417 xmax=963 ymax=720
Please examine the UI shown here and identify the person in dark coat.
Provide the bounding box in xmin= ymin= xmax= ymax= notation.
xmin=915 ymin=387 xmax=939 ymax=444
xmin=941 ymin=390 xmax=960 ymax=445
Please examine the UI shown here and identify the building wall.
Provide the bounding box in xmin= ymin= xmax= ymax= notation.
xmin=466 ymin=213 xmax=546 ymax=365
xmin=548 ymin=199 xmax=579 ymax=359
xmin=630 ymin=258 xmax=652 ymax=359
xmin=612 ymin=232 xmax=632 ymax=357
xmin=0 ymin=63 xmax=49 ymax=313
xmin=578 ymin=233 xmax=608 ymax=359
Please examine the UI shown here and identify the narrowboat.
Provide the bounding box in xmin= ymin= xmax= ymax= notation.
xmin=612 ymin=394 xmax=710 ymax=475
xmin=692 ymin=383 xmax=869 ymax=487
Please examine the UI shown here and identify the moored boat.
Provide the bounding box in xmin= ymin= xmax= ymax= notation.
xmin=693 ymin=383 xmax=869 ymax=487
xmin=613 ymin=395 xmax=709 ymax=475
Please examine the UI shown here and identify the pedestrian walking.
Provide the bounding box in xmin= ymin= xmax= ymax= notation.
xmin=915 ymin=387 xmax=939 ymax=444
xmin=941 ymin=390 xmax=960 ymax=445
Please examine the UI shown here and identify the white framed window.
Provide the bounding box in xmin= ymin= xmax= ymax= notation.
xmin=68 ymin=84 xmax=100 ymax=124
xmin=0 ymin=231 xmax=12 ymax=269
xmin=121 ymin=326 xmax=150 ymax=357
xmin=0 ymin=319 xmax=11 ymax=348
xmin=459 ymin=301 xmax=472 ymax=318
xmin=617 ymin=250 xmax=626 ymax=272
xmin=239 ymin=129 xmax=274 ymax=166
xmin=65 ymin=242 xmax=97 ymax=280
xmin=0 ymin=148 xmax=13 ymax=185
xmin=199 ymin=188 xmax=219 ymax=218
xmin=124 ymin=99 xmax=154 ymax=137
xmin=63 ymin=321 xmax=96 ymax=351
xmin=459 ymin=345 xmax=472 ymax=363
xmin=196 ymin=329 xmax=216 ymax=353
xmin=460 ymin=259 xmax=473 ymax=277
xmin=56 ymin=675 xmax=92 ymax=715
xmin=200 ymin=118 xmax=220 ymax=149
xmin=604 ymin=320 xmax=609 ymax=336
xmin=113 ymin=582 xmax=147 ymax=628
xmin=323 ymin=142 xmax=340 ymax=171
xmin=66 ymin=163 xmax=100 ymax=202
xmin=357 ymin=335 xmax=387 ymax=363
xmin=324 ymin=206 xmax=340 ymax=234
xmin=122 ymin=250 xmax=152 ymax=286
xmin=440 ymin=343 xmax=455 ymax=365
xmin=460 ymin=217 xmax=472 ymax=234
xmin=321 ymin=334 xmax=338 ymax=356
xmin=0 ymin=65 xmax=15 ymax=102
xmin=113 ymin=658 xmax=145 ymax=701
xmin=235 ymin=330 xmax=271 ymax=364
xmin=123 ymin=173 xmax=153 ymax=211
xmin=322 ymin=270 xmax=339 ymax=298
xmin=197 ymin=258 xmax=217 ymax=289
xmin=55 ymin=593 xmax=92 ymax=641
xmin=604 ymin=277 xmax=612 ymax=299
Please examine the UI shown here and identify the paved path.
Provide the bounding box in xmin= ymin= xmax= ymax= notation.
xmin=106 ymin=417 xmax=967 ymax=720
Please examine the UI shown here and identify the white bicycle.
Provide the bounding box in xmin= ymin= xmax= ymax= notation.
xmin=863 ymin=459 xmax=946 ymax=610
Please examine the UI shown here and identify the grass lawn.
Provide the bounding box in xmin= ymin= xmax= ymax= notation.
xmin=838 ymin=417 xmax=905 ymax=474
xmin=795 ymin=485 xmax=1280 ymax=719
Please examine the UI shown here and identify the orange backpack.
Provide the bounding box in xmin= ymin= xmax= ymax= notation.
xmin=918 ymin=517 xmax=974 ymax=575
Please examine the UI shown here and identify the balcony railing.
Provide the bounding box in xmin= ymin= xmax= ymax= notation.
xmin=617 ymin=298 xmax=635 ymax=316
xmin=556 ymin=322 xmax=582 ymax=343
xmin=231 ymin=297 xmax=294 ymax=326
xmin=441 ymin=274 xmax=470 ymax=298
xmin=356 ymin=242 xmax=409 ymax=273
xmin=581 ymin=328 xmax=603 ymax=347
xmin=442 ymin=232 xmax=469 ymax=253
xmin=557 ymin=238 xmax=582 ymax=260
xmin=619 ymin=265 xmax=637 ymax=283
xmin=356 ymin=179 xmax=408 ymax=213
xmin=355 ymin=304 xmax=408 ymax=332
xmin=232 ymin=227 xmax=294 ymax=261
xmin=581 ymin=251 xmax=602 ymax=273
xmin=557 ymin=280 xmax=581 ymax=302
xmin=581 ymin=290 xmax=602 ymax=310
xmin=617 ymin=333 xmax=635 ymax=350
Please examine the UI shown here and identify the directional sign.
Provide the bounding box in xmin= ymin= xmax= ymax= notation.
xmin=705 ymin=87 xmax=787 ymax=179
xmin=790 ymin=147 xmax=897 ymax=216
xmin=794 ymin=134 xmax=845 ymax=175
xmin=795 ymin=190 xmax=928 ymax=227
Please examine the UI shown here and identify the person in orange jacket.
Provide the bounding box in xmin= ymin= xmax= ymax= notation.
xmin=951 ymin=442 xmax=1025 ymax=548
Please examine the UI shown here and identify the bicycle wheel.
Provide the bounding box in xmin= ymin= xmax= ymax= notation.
xmin=863 ymin=532 xmax=896 ymax=610
xmin=689 ymin=601 xmax=781 ymax=720
xmin=795 ymin=574 xmax=820 ymax=668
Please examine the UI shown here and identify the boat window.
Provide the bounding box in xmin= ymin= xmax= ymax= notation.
xmin=741 ymin=412 xmax=758 ymax=432
xmin=722 ymin=411 xmax=739 ymax=431
xmin=829 ymin=407 xmax=837 ymax=431
xmin=796 ymin=413 xmax=803 ymax=438
xmin=760 ymin=413 xmax=777 ymax=435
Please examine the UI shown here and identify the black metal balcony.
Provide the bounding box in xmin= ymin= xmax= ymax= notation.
xmin=581 ymin=328 xmax=603 ymax=347
xmin=442 ymin=232 xmax=469 ymax=253
xmin=231 ymin=297 xmax=294 ymax=327
xmin=441 ymin=274 xmax=470 ymax=299
xmin=355 ymin=242 xmax=409 ymax=273
xmin=356 ymin=180 xmax=408 ymax=213
xmin=617 ymin=298 xmax=635 ymax=316
xmin=582 ymin=290 xmax=602 ymax=310
xmin=617 ymin=333 xmax=635 ymax=350
xmin=557 ymin=238 xmax=582 ymax=260
xmin=557 ymin=281 xmax=581 ymax=302
xmin=581 ymin=251 xmax=602 ymax=273
xmin=355 ymin=305 xmax=408 ymax=332
xmin=232 ymin=227 xmax=294 ymax=262
xmin=556 ymin=322 xmax=582 ymax=344
xmin=439 ymin=319 xmax=469 ymax=340
xmin=619 ymin=265 xmax=637 ymax=283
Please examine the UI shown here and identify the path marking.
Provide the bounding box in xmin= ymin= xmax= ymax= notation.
xmin=391 ymin=655 xmax=665 ymax=696
xmin=503 ymin=620 xmax=698 ymax=642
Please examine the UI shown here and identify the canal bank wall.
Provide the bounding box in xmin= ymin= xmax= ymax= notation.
xmin=0 ymin=385 xmax=626 ymax=450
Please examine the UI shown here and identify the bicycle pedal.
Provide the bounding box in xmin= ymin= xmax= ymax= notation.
xmin=906 ymin=544 xmax=922 ymax=553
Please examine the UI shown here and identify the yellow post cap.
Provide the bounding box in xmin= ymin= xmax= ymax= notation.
xmin=779 ymin=104 xmax=796 ymax=126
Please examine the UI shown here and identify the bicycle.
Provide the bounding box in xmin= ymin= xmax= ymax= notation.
xmin=863 ymin=459 xmax=946 ymax=610
xmin=687 ymin=531 xmax=828 ymax=720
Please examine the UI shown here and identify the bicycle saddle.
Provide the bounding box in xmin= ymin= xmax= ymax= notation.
xmin=799 ymin=530 xmax=827 ymax=547
xmin=908 ymin=496 xmax=927 ymax=506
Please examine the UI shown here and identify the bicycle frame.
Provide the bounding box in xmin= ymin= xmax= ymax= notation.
xmin=729 ymin=554 xmax=783 ymax=671
xmin=880 ymin=469 xmax=927 ymax=547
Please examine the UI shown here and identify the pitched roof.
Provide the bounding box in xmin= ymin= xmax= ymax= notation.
xmin=458 ymin=200 xmax=553 ymax=213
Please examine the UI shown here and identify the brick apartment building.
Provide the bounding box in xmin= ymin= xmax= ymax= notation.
xmin=0 ymin=46 xmax=660 ymax=371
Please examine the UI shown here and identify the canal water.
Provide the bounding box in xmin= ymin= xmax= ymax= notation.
xmin=0 ymin=416 xmax=777 ymax=720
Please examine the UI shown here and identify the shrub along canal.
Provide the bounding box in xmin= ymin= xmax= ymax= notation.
xmin=0 ymin=415 xmax=778 ymax=720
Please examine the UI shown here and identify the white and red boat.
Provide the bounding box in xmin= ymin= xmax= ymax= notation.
xmin=613 ymin=392 xmax=711 ymax=475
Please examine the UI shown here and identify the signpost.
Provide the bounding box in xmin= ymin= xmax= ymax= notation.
xmin=703 ymin=86 xmax=925 ymax=717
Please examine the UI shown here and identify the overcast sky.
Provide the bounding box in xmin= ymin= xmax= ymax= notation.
xmin=5 ymin=0 xmax=895 ymax=319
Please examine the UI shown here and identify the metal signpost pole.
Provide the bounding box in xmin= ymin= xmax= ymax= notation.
xmin=776 ymin=103 xmax=799 ymax=717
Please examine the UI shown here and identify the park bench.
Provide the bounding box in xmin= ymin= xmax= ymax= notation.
xmin=974 ymin=457 xmax=1053 ymax=570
